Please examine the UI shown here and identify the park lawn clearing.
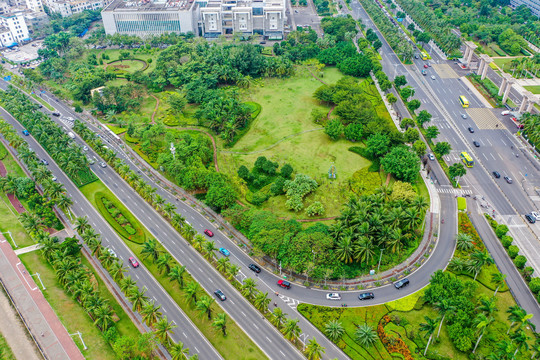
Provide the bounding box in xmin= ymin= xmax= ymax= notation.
xmin=0 ymin=194 xmax=34 ymax=247
xmin=220 ymin=131 xmax=371 ymax=218
xmin=106 ymin=124 xmax=127 ymax=135
xmin=106 ymin=59 xmax=147 ymax=74
xmin=19 ymin=251 xmax=139 ymax=360
xmin=79 ymin=180 xmax=148 ymax=244
xmin=457 ymin=196 xmax=466 ymax=211
xmin=492 ymin=57 xmax=524 ymax=72
xmin=524 ymin=85 xmax=540 ymax=94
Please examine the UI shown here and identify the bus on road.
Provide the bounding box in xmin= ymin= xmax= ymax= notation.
xmin=460 ymin=152 xmax=474 ymax=167
xmin=459 ymin=96 xmax=469 ymax=108
xmin=421 ymin=51 xmax=429 ymax=60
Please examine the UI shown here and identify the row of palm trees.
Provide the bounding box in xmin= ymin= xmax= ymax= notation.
xmin=72 ymin=118 xmax=327 ymax=357
xmin=521 ymin=113 xmax=540 ymax=150
xmin=74 ymin=217 xmax=196 ymax=360
xmin=0 ymin=87 xmax=95 ymax=188
xmin=449 ymin=232 xmax=494 ymax=280
xmin=324 ymin=319 xmax=378 ymax=348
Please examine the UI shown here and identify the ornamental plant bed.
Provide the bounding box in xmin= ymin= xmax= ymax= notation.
xmin=95 ymin=191 xmax=145 ymax=244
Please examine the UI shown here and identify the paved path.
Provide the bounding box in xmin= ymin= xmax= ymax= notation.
xmin=14 ymin=243 xmax=42 ymax=255
xmin=0 ymin=235 xmax=84 ymax=360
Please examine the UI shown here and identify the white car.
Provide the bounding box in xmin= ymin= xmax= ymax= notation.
xmin=428 ymin=153 xmax=435 ymax=161
xmin=431 ymin=75 xmax=436 ymax=80
xmin=326 ymin=293 xmax=342 ymax=300
xmin=531 ymin=211 xmax=540 ymax=221
xmin=107 ymin=248 xmax=117 ymax=258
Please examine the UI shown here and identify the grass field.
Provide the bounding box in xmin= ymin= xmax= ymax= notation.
xmin=492 ymin=57 xmax=525 ymax=72
xmin=79 ymin=179 xmax=267 ymax=360
xmin=106 ymin=59 xmax=147 ymax=73
xmin=0 ymin=325 xmax=16 ymax=360
xmin=524 ymin=85 xmax=540 ymax=94
xmin=20 ymin=251 xmax=140 ymax=360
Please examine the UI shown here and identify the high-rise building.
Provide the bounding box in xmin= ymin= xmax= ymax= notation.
xmin=102 ymin=0 xmax=198 ymax=36
xmin=200 ymin=0 xmax=284 ymax=39
xmin=25 ymin=0 xmax=43 ymax=12
xmin=0 ymin=12 xmax=29 ymax=42
xmin=44 ymin=0 xmax=106 ymax=17
xmin=510 ymin=0 xmax=540 ymax=17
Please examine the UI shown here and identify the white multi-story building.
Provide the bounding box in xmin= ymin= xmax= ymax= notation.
xmin=0 ymin=25 xmax=15 ymax=46
xmin=510 ymin=0 xmax=540 ymax=17
xmin=200 ymin=0 xmax=284 ymax=39
xmin=46 ymin=0 xmax=105 ymax=16
xmin=0 ymin=12 xmax=29 ymax=43
xmin=25 ymin=0 xmax=43 ymax=12
xmin=102 ymin=0 xmax=198 ymax=37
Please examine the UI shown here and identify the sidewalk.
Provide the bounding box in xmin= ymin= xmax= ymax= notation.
xmin=0 ymin=235 xmax=84 ymax=360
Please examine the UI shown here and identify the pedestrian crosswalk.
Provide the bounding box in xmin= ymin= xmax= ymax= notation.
xmin=436 ymin=188 xmax=473 ymax=195
xmin=278 ymin=294 xmax=300 ymax=309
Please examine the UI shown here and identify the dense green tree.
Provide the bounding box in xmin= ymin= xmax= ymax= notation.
xmin=324 ymin=119 xmax=344 ymax=140
xmin=381 ymin=146 xmax=420 ymax=183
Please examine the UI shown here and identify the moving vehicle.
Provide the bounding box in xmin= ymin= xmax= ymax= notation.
xmin=83 ymin=146 xmax=88 ymax=151
xmin=421 ymin=51 xmax=429 ymax=61
xmin=128 ymin=257 xmax=139 ymax=268
xmin=249 ymin=263 xmax=261 ymax=273
xmin=394 ymin=278 xmax=410 ymax=289
xmin=214 ymin=289 xmax=226 ymax=301
xmin=423 ymin=64 xmax=428 ymax=68
xmin=107 ymin=248 xmax=117 ymax=258
xmin=278 ymin=279 xmax=291 ymax=289
xmin=461 ymin=113 xmax=467 ymax=119
xmin=326 ymin=293 xmax=342 ymax=300
xmin=504 ymin=176 xmax=513 ymax=184
xmin=68 ymin=132 xmax=75 ymax=139
xmin=511 ymin=117 xmax=524 ymax=129
xmin=468 ymin=127 xmax=474 ymax=133
xmin=501 ymin=110 xmax=510 ymax=116
xmin=459 ymin=95 xmax=469 ymax=108
xmin=41 ymin=159 xmax=49 ymax=166
xmin=204 ymin=229 xmax=214 ymax=237
xmin=428 ymin=153 xmax=435 ymax=161
xmin=358 ymin=292 xmax=375 ymax=300
xmin=422 ymin=70 xmax=427 ymax=76
xmin=525 ymin=214 xmax=536 ymax=224
xmin=531 ymin=211 xmax=540 ymax=221
xmin=473 ymin=141 xmax=480 ymax=147
xmin=52 ymin=112 xmax=60 ymax=116
xmin=100 ymin=162 xmax=107 ymax=168
xmin=219 ymin=248 xmax=230 ymax=256
xmin=492 ymin=171 xmax=501 ymax=178
xmin=89 ymin=158 xmax=95 ymax=165
xmin=22 ymin=129 xmax=29 ymax=136
xmin=460 ymin=152 xmax=474 ymax=167
xmin=431 ymin=75 xmax=436 ymax=80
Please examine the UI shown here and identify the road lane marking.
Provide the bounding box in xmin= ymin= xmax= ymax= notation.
xmin=266 ymin=336 xmax=272 ymax=343
xmin=241 ymin=311 xmax=247 ymax=317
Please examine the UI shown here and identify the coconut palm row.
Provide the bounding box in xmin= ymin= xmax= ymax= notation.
xmin=449 ymin=232 xmax=494 ymax=281
xmin=0 ymin=120 xmax=73 ymax=216
xmin=75 ymin=217 xmax=198 ymax=360
xmin=521 ymin=113 xmax=540 ymax=148
xmin=0 ymin=87 xmax=95 ymax=188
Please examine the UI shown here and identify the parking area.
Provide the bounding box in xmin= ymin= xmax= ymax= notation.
xmin=291 ymin=0 xmax=322 ymax=35
xmin=2 ymin=40 xmax=43 ymax=64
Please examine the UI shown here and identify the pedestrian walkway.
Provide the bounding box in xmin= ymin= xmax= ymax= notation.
xmin=14 ymin=243 xmax=42 ymax=255
xmin=0 ymin=235 xmax=84 ymax=360
xmin=436 ymin=187 xmax=473 ymax=195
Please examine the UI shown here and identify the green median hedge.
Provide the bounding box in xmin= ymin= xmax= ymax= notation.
xmin=95 ymin=191 xmax=146 ymax=244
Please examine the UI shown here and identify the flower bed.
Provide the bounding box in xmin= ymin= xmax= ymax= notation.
xmin=378 ymin=315 xmax=414 ymax=360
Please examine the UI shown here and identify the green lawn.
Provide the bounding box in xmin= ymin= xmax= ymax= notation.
xmin=492 ymin=57 xmax=525 ymax=72
xmin=106 ymin=59 xmax=147 ymax=73
xmin=524 ymin=85 xmax=540 ymax=94
xmin=0 ymin=328 xmax=16 ymax=360
xmin=31 ymin=94 xmax=55 ymax=111
xmin=19 ymin=251 xmax=139 ymax=360
xmin=79 ymin=179 xmax=267 ymax=360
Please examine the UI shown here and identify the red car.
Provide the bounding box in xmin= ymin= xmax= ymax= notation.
xmin=423 ymin=64 xmax=428 ymax=68
xmin=128 ymin=257 xmax=139 ymax=268
xmin=204 ymin=229 xmax=214 ymax=237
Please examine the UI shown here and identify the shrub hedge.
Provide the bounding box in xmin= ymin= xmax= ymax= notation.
xmin=95 ymin=191 xmax=145 ymax=244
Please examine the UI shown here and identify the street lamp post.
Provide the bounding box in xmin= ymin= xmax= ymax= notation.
xmin=377 ymin=248 xmax=385 ymax=273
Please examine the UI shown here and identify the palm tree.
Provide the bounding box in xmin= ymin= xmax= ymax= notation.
xmin=184 ymin=281 xmax=200 ymax=304
xmin=170 ymin=341 xmax=190 ymax=360
xmin=353 ymin=237 xmax=376 ymax=264
xmin=193 ymin=234 xmax=206 ymax=251
xmin=119 ymin=276 xmax=137 ymax=295
xmin=141 ymin=300 xmax=162 ymax=327
xmin=355 ymin=324 xmax=378 ymax=348
xmin=305 ymin=338 xmax=325 ymax=360
xmin=154 ymin=316 xmax=177 ymax=346
xmin=335 ymin=236 xmax=354 ymax=263
xmin=163 ymin=203 xmax=177 ymax=218
xmin=506 ymin=306 xmax=533 ymax=334
xmin=324 ymin=319 xmax=344 ymax=342
xmin=216 ymin=257 xmax=230 ymax=274
xmin=93 ymin=304 xmax=114 ymax=331
xmin=56 ymin=194 xmax=73 ymax=218
xmin=141 ymin=238 xmax=160 ymax=262
xmin=227 ymin=264 xmax=240 ymax=281
xmin=196 ymin=296 xmax=215 ymax=320
xmin=182 ymin=225 xmax=196 ymax=242
xmin=253 ymin=292 xmax=271 ymax=313
xmin=169 ymin=264 xmax=187 ymax=289
xmin=448 ymin=257 xmax=467 ymax=272
xmin=271 ymin=307 xmax=287 ymax=330
xmin=128 ymin=287 xmax=148 ymax=312
xmin=203 ymin=240 xmax=217 ymax=261
xmin=283 ymin=318 xmax=301 ymax=342
xmin=510 ymin=330 xmax=530 ymax=357
xmin=19 ymin=212 xmax=44 ymax=234
xmin=213 ymin=313 xmax=228 ymax=336
xmin=419 ymin=316 xmax=438 ymax=355
xmin=39 ymin=234 xmax=60 ymax=261
xmin=456 ymin=233 xmax=474 ymax=252
xmin=491 ymin=272 xmax=507 ymax=296
xmin=154 ymin=194 xmax=166 ymax=211
xmin=477 ymin=297 xmax=498 ymax=317
xmin=156 ymin=253 xmax=173 ymax=275
xmin=473 ymin=313 xmax=494 ymax=353
xmin=241 ymin=278 xmax=258 ymax=299
xmin=109 ymin=260 xmax=126 ymax=281
xmin=470 ymin=251 xmax=494 ymax=280
xmin=434 ymin=299 xmax=455 ymax=338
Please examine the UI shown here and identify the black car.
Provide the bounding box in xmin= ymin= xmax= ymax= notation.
xmin=214 ymin=289 xmax=226 ymax=301
xmin=473 ymin=141 xmax=480 ymax=147
xmin=52 ymin=112 xmax=60 ymax=116
xmin=468 ymin=127 xmax=474 ymax=133
xmin=394 ymin=278 xmax=410 ymax=289
xmin=358 ymin=292 xmax=375 ymax=300
xmin=525 ymin=214 xmax=536 ymax=224
xmin=492 ymin=171 xmax=501 ymax=178
xmin=504 ymin=176 xmax=513 ymax=184
xmin=248 ymin=263 xmax=261 ymax=273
